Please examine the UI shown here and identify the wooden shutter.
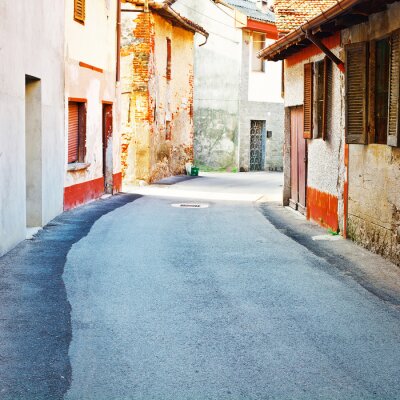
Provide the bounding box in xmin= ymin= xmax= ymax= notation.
xmin=68 ymin=103 xmax=79 ymax=163
xmin=387 ymin=30 xmax=400 ymax=147
xmin=74 ymin=0 xmax=85 ymax=23
xmin=345 ymin=42 xmax=368 ymax=144
xmin=322 ymin=57 xmax=331 ymax=141
xmin=304 ymin=62 xmax=313 ymax=139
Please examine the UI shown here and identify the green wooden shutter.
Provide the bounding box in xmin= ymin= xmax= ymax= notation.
xmin=387 ymin=30 xmax=400 ymax=147
xmin=345 ymin=42 xmax=368 ymax=144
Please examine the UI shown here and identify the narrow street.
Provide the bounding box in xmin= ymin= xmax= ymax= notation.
xmin=0 ymin=172 xmax=399 ymax=399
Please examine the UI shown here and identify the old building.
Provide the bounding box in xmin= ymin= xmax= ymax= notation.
xmin=0 ymin=1 xmax=65 ymax=256
xmin=260 ymin=0 xmax=400 ymax=266
xmin=120 ymin=0 xmax=208 ymax=184
xmin=173 ymin=0 xmax=284 ymax=172
xmin=64 ymin=0 xmax=122 ymax=209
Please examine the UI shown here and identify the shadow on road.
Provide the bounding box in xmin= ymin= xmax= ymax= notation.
xmin=0 ymin=194 xmax=141 ymax=399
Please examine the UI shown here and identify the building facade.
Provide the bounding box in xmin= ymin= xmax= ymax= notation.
xmin=64 ymin=0 xmax=122 ymax=209
xmin=173 ymin=0 xmax=284 ymax=172
xmin=0 ymin=1 xmax=65 ymax=256
xmin=260 ymin=0 xmax=400 ymax=266
xmin=120 ymin=1 xmax=207 ymax=184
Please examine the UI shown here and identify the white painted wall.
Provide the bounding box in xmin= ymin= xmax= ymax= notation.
xmin=248 ymin=37 xmax=283 ymax=104
xmin=0 ymin=1 xmax=65 ymax=256
xmin=65 ymin=0 xmax=120 ymax=189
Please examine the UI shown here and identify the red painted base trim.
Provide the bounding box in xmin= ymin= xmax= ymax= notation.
xmin=307 ymin=187 xmax=339 ymax=232
xmin=64 ymin=177 xmax=105 ymax=211
xmin=113 ymin=172 xmax=122 ymax=193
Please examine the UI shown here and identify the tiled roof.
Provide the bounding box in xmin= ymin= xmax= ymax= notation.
xmin=224 ymin=0 xmax=276 ymax=23
xmin=274 ymin=0 xmax=337 ymax=35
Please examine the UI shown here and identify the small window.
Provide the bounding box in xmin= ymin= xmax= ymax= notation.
xmin=252 ymin=32 xmax=265 ymax=72
xmin=166 ymin=38 xmax=172 ymax=81
xmin=74 ymin=0 xmax=86 ymax=24
xmin=68 ymin=101 xmax=86 ymax=164
xmin=375 ymin=38 xmax=390 ymax=144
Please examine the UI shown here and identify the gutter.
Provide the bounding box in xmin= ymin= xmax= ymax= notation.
xmin=258 ymin=0 xmax=362 ymax=60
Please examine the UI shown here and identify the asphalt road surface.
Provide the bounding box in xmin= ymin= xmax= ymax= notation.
xmin=1 ymin=172 xmax=399 ymax=399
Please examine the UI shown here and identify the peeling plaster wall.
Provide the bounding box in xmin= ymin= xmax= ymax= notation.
xmin=65 ymin=0 xmax=119 ymax=195
xmin=344 ymin=2 xmax=400 ymax=266
xmin=121 ymin=10 xmax=195 ymax=184
xmin=284 ymin=41 xmax=346 ymax=232
xmin=173 ymin=0 xmax=242 ymax=170
xmin=0 ymin=1 xmax=65 ymax=255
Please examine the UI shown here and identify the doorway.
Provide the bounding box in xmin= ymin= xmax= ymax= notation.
xmin=102 ymin=103 xmax=113 ymax=194
xmin=25 ymin=75 xmax=42 ymax=228
xmin=250 ymin=120 xmax=266 ymax=171
xmin=290 ymin=106 xmax=307 ymax=214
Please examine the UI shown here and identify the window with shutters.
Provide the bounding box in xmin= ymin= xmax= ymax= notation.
xmin=74 ymin=0 xmax=85 ymax=24
xmin=303 ymin=62 xmax=313 ymax=139
xmin=345 ymin=42 xmax=368 ymax=144
xmin=68 ymin=101 xmax=86 ymax=164
xmin=313 ymin=57 xmax=332 ymax=140
xmin=387 ymin=30 xmax=400 ymax=147
xmin=375 ymin=38 xmax=390 ymax=144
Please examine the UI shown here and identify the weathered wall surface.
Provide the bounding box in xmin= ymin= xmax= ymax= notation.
xmin=345 ymin=3 xmax=400 ymax=265
xmin=284 ymin=34 xmax=346 ymax=232
xmin=65 ymin=0 xmax=120 ymax=208
xmin=173 ymin=0 xmax=242 ymax=170
xmin=0 ymin=1 xmax=65 ymax=255
xmin=240 ymin=30 xmax=284 ymax=172
xmin=121 ymin=10 xmax=195 ymax=184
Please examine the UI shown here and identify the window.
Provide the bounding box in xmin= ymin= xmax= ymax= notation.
xmin=252 ymin=32 xmax=265 ymax=72
xmin=303 ymin=58 xmax=333 ymax=140
xmin=345 ymin=31 xmax=400 ymax=147
xmin=68 ymin=101 xmax=86 ymax=164
xmin=166 ymin=38 xmax=172 ymax=81
xmin=375 ymin=38 xmax=390 ymax=144
xmin=74 ymin=0 xmax=85 ymax=24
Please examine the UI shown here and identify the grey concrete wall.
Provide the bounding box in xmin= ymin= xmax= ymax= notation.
xmin=173 ymin=0 xmax=243 ymax=170
xmin=239 ymin=30 xmax=284 ymax=172
xmin=0 ymin=1 xmax=65 ymax=256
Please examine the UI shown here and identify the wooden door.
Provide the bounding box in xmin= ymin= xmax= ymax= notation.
xmin=103 ymin=104 xmax=113 ymax=194
xmin=290 ymin=107 xmax=307 ymax=214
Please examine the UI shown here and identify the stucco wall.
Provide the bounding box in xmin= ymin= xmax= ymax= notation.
xmin=121 ymin=10 xmax=195 ymax=184
xmin=240 ymin=30 xmax=284 ymax=172
xmin=284 ymin=42 xmax=346 ymax=232
xmin=344 ymin=2 xmax=400 ymax=265
xmin=65 ymin=0 xmax=119 ymax=192
xmin=173 ymin=0 xmax=242 ymax=170
xmin=0 ymin=1 xmax=65 ymax=256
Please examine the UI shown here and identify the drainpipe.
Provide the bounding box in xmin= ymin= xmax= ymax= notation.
xmin=144 ymin=0 xmax=149 ymax=12
xmin=116 ymin=0 xmax=121 ymax=82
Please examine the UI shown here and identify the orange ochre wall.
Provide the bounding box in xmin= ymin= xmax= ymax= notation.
xmin=307 ymin=187 xmax=339 ymax=232
xmin=64 ymin=173 xmax=122 ymax=211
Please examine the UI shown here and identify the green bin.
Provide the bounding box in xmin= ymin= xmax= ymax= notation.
xmin=190 ymin=167 xmax=199 ymax=176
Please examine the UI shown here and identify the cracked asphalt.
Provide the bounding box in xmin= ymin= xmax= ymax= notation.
xmin=0 ymin=172 xmax=399 ymax=399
